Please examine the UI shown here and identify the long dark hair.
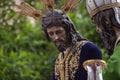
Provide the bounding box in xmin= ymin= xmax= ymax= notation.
xmin=42 ymin=10 xmax=85 ymax=53
xmin=42 ymin=10 xmax=84 ymax=42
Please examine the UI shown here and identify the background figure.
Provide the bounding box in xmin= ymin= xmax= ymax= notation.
xmin=86 ymin=0 xmax=120 ymax=79
xmin=42 ymin=10 xmax=102 ymax=80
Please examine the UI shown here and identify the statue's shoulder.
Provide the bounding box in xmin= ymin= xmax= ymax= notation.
xmin=76 ymin=40 xmax=89 ymax=48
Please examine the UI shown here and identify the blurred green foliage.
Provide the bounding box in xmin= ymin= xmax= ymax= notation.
xmin=0 ymin=0 xmax=107 ymax=80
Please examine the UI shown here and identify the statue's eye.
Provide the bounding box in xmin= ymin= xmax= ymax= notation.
xmin=48 ymin=32 xmax=54 ymax=36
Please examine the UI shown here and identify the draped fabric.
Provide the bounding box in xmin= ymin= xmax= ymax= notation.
xmin=52 ymin=41 xmax=102 ymax=80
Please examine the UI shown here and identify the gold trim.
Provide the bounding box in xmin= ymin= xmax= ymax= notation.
xmin=83 ymin=59 xmax=106 ymax=70
xmin=55 ymin=41 xmax=88 ymax=80
xmin=90 ymin=3 xmax=120 ymax=18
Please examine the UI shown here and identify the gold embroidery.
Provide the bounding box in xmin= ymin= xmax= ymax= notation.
xmin=69 ymin=50 xmax=80 ymax=79
xmin=55 ymin=41 xmax=88 ymax=80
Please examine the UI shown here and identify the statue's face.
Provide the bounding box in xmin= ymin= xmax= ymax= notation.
xmin=46 ymin=26 xmax=68 ymax=52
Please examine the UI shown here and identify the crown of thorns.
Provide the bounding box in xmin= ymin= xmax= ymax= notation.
xmin=15 ymin=0 xmax=82 ymax=20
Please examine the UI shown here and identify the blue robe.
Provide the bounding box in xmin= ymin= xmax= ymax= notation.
xmin=52 ymin=41 xmax=102 ymax=80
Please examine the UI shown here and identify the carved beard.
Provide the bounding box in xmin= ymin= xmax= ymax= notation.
xmin=55 ymin=34 xmax=71 ymax=52
xmin=56 ymin=44 xmax=66 ymax=52
xmin=98 ymin=30 xmax=116 ymax=55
